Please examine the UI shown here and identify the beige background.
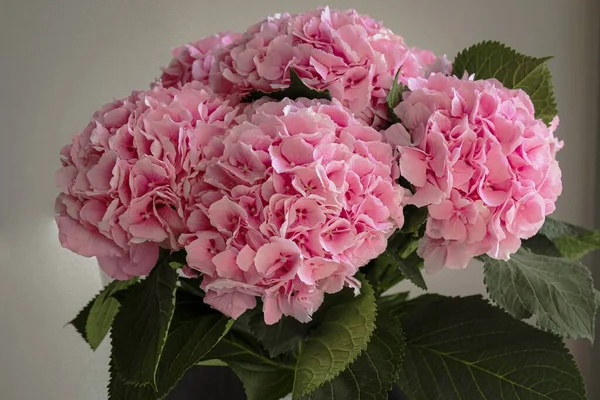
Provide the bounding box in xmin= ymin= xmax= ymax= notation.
xmin=1 ymin=0 xmax=598 ymax=399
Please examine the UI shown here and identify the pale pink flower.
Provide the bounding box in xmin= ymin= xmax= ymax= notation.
xmin=183 ymin=97 xmax=404 ymax=323
xmin=160 ymin=32 xmax=242 ymax=88
xmin=205 ymin=7 xmax=440 ymax=127
xmin=203 ymin=286 xmax=258 ymax=320
xmin=55 ymin=82 xmax=243 ymax=278
xmin=391 ymin=74 xmax=562 ymax=270
xmin=55 ymin=212 xmax=124 ymax=259
xmin=263 ymin=280 xmax=325 ymax=324
xmin=97 ymin=242 xmax=160 ymax=280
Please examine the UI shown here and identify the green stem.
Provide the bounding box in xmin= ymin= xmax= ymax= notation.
xmin=196 ymin=359 xmax=228 ymax=367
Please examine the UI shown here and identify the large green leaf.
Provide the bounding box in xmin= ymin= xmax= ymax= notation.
xmin=70 ymin=278 xmax=137 ymax=350
xmin=250 ymin=313 xmax=310 ymax=358
xmin=154 ymin=291 xmax=233 ymax=398
xmin=108 ymin=291 xmax=232 ymax=400
xmin=483 ymin=248 xmax=596 ymax=340
xmin=206 ymin=331 xmax=295 ymax=400
xmin=111 ymin=262 xmax=179 ymax=387
xmin=453 ymin=41 xmax=557 ymax=124
xmin=377 ymin=292 xmax=410 ymax=317
xmin=397 ymin=295 xmax=587 ymax=400
xmin=539 ymin=217 xmax=588 ymax=239
xmin=108 ymin=360 xmax=156 ymax=400
xmin=305 ymin=301 xmax=405 ymax=400
xmin=521 ymin=234 xmax=562 ymax=257
xmin=538 ymin=217 xmax=600 ymax=259
xmin=291 ymin=279 xmax=377 ymax=400
xmin=108 ymin=359 xmax=164 ymax=400
xmin=243 ymin=68 xmax=332 ymax=102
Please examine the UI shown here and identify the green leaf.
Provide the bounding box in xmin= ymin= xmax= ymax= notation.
xmin=401 ymin=205 xmax=428 ymax=234
xmin=108 ymin=360 xmax=156 ymax=400
xmin=305 ymin=302 xmax=405 ymax=400
xmin=521 ymin=234 xmax=562 ymax=257
xmin=596 ymin=289 xmax=600 ymax=309
xmin=483 ymin=248 xmax=596 ymax=340
xmin=243 ymin=69 xmax=332 ymax=102
xmin=230 ymin=308 xmax=259 ymax=337
xmin=388 ymin=249 xmax=427 ymax=291
xmin=397 ymin=295 xmax=587 ymax=400
xmin=206 ymin=331 xmax=294 ymax=400
xmin=538 ymin=217 xmax=600 ymax=259
xmin=153 ymin=291 xmax=233 ymax=398
xmin=291 ymin=279 xmax=377 ymax=400
xmin=377 ymin=292 xmax=410 ymax=316
xmin=365 ymin=251 xmax=406 ymax=295
xmin=453 ymin=41 xmax=557 ymax=124
xmin=178 ymin=277 xmax=204 ymax=298
xmin=386 ymin=70 xmax=408 ymax=123
xmin=251 ymin=314 xmax=310 ymax=358
xmin=539 ymin=217 xmax=588 ymax=239
xmin=111 ymin=262 xmax=179 ymax=387
xmin=366 ymin=233 xmax=425 ymax=294
xmin=554 ymin=232 xmax=600 ymax=259
xmin=70 ymin=278 xmax=137 ymax=350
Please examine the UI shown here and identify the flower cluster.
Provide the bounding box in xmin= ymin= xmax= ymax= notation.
xmin=160 ymin=32 xmax=242 ymax=88
xmin=55 ymin=82 xmax=241 ymax=279
xmin=55 ymin=82 xmax=404 ymax=323
xmin=55 ymin=7 xmax=563 ymax=324
xmin=162 ymin=8 xmax=443 ymax=127
xmin=182 ymin=98 xmax=404 ymax=323
xmin=390 ymin=74 xmax=562 ymax=271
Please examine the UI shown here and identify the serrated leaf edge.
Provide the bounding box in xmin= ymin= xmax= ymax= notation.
xmin=398 ymin=295 xmax=587 ymax=400
xmin=292 ymin=280 xmax=378 ymax=399
xmin=482 ymin=253 xmax=596 ymax=341
xmin=111 ymin=266 xmax=179 ymax=388
xmin=69 ymin=278 xmax=137 ymax=351
xmin=298 ymin=308 xmax=378 ymax=398
xmin=452 ymin=40 xmax=557 ymax=125
xmin=157 ymin=318 xmax=234 ymax=399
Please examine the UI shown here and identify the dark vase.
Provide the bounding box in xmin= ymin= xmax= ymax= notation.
xmin=166 ymin=366 xmax=407 ymax=400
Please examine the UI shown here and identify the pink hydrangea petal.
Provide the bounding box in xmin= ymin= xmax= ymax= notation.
xmin=204 ymin=289 xmax=257 ymax=320
xmin=208 ymin=197 xmax=248 ymax=234
xmin=399 ymin=147 xmax=427 ymax=187
xmin=237 ymin=245 xmax=257 ymax=272
xmin=56 ymin=215 xmax=124 ymax=258
xmin=212 ymin=250 xmax=243 ymax=280
xmin=263 ymin=294 xmax=283 ymax=325
xmin=97 ymin=242 xmax=159 ymax=280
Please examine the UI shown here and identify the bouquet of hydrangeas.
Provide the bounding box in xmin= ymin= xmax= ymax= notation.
xmin=56 ymin=7 xmax=599 ymax=400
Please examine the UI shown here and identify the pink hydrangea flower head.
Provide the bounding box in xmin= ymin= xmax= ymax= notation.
xmin=160 ymin=32 xmax=242 ymax=88
xmin=208 ymin=7 xmax=438 ymax=127
xmin=183 ymin=97 xmax=405 ymax=323
xmin=391 ymin=74 xmax=562 ymax=271
xmin=55 ymin=82 xmax=243 ymax=279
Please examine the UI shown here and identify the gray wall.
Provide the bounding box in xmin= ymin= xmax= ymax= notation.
xmin=1 ymin=0 xmax=598 ymax=399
